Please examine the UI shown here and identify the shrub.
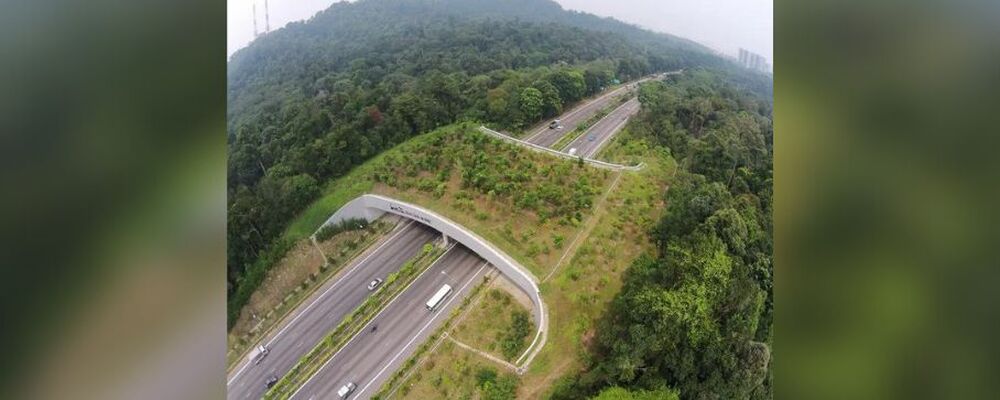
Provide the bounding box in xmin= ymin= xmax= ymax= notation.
xmin=475 ymin=367 xmax=498 ymax=387
xmin=498 ymin=310 xmax=532 ymax=360
xmin=314 ymin=218 xmax=368 ymax=242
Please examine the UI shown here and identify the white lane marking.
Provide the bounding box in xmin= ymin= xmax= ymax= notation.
xmin=354 ymin=262 xmax=489 ymax=400
xmin=585 ymin=101 xmax=637 ymax=158
xmin=564 ymin=97 xmax=637 ymax=153
xmin=288 ymin=245 xmax=458 ymax=400
xmin=525 ymin=79 xmax=643 ymax=142
xmin=227 ymin=220 xmax=416 ymax=386
xmin=526 ymin=86 xmax=624 ymax=142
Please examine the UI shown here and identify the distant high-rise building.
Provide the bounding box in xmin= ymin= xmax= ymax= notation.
xmin=738 ymin=48 xmax=770 ymax=73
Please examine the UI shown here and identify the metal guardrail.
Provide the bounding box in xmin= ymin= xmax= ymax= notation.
xmin=478 ymin=126 xmax=645 ymax=171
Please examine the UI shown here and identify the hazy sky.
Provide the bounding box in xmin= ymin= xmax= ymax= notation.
xmin=228 ymin=0 xmax=772 ymax=62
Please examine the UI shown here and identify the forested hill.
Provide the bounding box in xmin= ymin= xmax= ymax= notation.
xmin=226 ymin=0 xmax=735 ymax=325
xmin=228 ymin=0 xmax=719 ymax=125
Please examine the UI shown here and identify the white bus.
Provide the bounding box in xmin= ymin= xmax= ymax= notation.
xmin=425 ymin=284 xmax=453 ymax=311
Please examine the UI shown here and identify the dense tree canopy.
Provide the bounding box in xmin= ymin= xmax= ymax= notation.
xmin=551 ymin=69 xmax=773 ymax=400
xmin=225 ymin=0 xmax=725 ymax=325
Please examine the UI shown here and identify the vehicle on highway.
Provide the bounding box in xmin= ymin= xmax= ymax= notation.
xmin=249 ymin=344 xmax=269 ymax=365
xmin=367 ymin=278 xmax=383 ymax=291
xmin=265 ymin=375 xmax=278 ymax=389
xmin=549 ymin=119 xmax=561 ymax=129
xmin=567 ymin=148 xmax=577 ymax=156
xmin=588 ymin=134 xmax=596 ymax=141
xmin=425 ymin=284 xmax=453 ymax=311
xmin=337 ymin=382 xmax=357 ymax=398
xmin=371 ymin=324 xmax=378 ymax=333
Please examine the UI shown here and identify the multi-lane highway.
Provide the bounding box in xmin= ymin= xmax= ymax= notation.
xmin=524 ymin=77 xmax=648 ymax=147
xmin=524 ymin=71 xmax=682 ymax=154
xmin=290 ymin=246 xmax=490 ymax=400
xmin=226 ymin=221 xmax=438 ymax=400
xmin=561 ymin=97 xmax=641 ymax=158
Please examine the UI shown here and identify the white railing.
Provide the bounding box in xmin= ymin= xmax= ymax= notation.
xmin=478 ymin=126 xmax=645 ymax=171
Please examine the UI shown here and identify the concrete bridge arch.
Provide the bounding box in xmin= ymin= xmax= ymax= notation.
xmin=319 ymin=194 xmax=548 ymax=370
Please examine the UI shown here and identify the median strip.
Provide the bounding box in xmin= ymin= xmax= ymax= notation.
xmin=264 ymin=242 xmax=451 ymax=399
xmin=551 ymin=94 xmax=630 ymax=151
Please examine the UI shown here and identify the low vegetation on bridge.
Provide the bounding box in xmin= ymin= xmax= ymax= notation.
xmin=369 ymin=123 xmax=613 ymax=277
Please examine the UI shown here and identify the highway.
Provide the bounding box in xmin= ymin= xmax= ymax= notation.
xmin=226 ymin=221 xmax=438 ymax=400
xmin=290 ymin=245 xmax=490 ymax=400
xmin=561 ymin=97 xmax=641 ymax=158
xmin=524 ymin=78 xmax=647 ymax=147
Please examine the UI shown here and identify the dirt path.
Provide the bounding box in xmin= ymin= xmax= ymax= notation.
xmin=543 ymin=170 xmax=624 ymax=282
xmin=445 ymin=332 xmax=520 ymax=372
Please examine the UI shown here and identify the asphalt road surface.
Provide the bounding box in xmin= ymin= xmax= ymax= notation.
xmin=226 ymin=221 xmax=438 ymax=400
xmin=562 ymin=97 xmax=641 ymax=158
xmin=290 ymin=245 xmax=490 ymax=400
xmin=524 ymin=78 xmax=648 ymax=148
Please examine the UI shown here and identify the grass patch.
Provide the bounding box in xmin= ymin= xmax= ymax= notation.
xmin=369 ymin=123 xmax=613 ymax=278
xmin=450 ymin=288 xmax=534 ymax=362
xmin=383 ymin=340 xmax=520 ymax=400
xmin=265 ymin=243 xmax=444 ymax=399
xmin=593 ymin=123 xmax=656 ymax=165
xmin=521 ymin=144 xmax=677 ymax=398
xmin=372 ymin=278 xmax=507 ymax=400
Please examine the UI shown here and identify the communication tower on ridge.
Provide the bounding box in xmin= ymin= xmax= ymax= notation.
xmin=265 ymin=0 xmax=271 ymax=33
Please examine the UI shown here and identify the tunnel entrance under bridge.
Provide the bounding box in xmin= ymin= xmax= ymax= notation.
xmin=318 ymin=194 xmax=548 ymax=370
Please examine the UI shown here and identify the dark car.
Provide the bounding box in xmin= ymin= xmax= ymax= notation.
xmin=265 ymin=375 xmax=279 ymax=389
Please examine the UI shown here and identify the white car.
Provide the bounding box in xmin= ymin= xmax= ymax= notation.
xmin=367 ymin=278 xmax=383 ymax=291
xmin=338 ymin=382 xmax=357 ymax=398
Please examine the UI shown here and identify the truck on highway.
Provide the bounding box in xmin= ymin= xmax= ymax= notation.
xmin=567 ymin=148 xmax=577 ymax=156
xmin=425 ymin=284 xmax=453 ymax=311
xmin=337 ymin=382 xmax=357 ymax=398
xmin=249 ymin=344 xmax=269 ymax=365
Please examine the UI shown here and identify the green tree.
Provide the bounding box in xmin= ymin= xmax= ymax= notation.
xmin=578 ymin=69 xmax=772 ymax=399
xmin=533 ymin=80 xmax=563 ymax=117
xmin=590 ymin=386 xmax=679 ymax=400
xmin=518 ymin=87 xmax=544 ymax=122
xmin=548 ymin=69 xmax=586 ymax=103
